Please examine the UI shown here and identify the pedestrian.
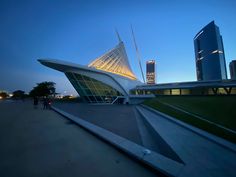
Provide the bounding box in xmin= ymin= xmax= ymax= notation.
xmin=47 ymin=98 xmax=52 ymax=109
xmin=43 ymin=97 xmax=48 ymax=109
xmin=33 ymin=97 xmax=38 ymax=109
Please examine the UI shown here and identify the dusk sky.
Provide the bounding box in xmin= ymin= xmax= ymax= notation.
xmin=1 ymin=0 xmax=236 ymax=95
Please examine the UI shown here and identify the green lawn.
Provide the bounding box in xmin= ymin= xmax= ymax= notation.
xmin=143 ymin=96 xmax=236 ymax=143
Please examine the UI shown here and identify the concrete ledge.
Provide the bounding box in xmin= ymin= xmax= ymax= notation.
xmin=140 ymin=104 xmax=236 ymax=153
xmin=52 ymin=106 xmax=184 ymax=177
xmin=136 ymin=107 xmax=184 ymax=164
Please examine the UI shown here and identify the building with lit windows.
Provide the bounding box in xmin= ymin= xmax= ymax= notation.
xmin=229 ymin=60 xmax=236 ymax=80
xmin=194 ymin=21 xmax=227 ymax=81
xmin=130 ymin=80 xmax=236 ymax=96
xmin=146 ymin=60 xmax=156 ymax=84
xmin=38 ymin=41 xmax=142 ymax=104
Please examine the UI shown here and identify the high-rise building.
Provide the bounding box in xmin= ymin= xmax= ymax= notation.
xmin=194 ymin=21 xmax=227 ymax=81
xmin=146 ymin=60 xmax=155 ymax=84
xmin=229 ymin=60 xmax=236 ymax=80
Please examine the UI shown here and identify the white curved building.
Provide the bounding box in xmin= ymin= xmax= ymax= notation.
xmin=38 ymin=41 xmax=142 ymax=104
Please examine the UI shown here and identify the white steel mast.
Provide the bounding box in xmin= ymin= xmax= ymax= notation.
xmin=131 ymin=25 xmax=145 ymax=83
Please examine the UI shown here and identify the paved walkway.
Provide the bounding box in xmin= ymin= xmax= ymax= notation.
xmin=0 ymin=100 xmax=157 ymax=177
xmin=53 ymin=102 xmax=143 ymax=145
xmin=53 ymin=102 xmax=168 ymax=155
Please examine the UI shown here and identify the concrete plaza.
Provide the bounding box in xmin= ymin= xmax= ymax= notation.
xmin=52 ymin=102 xmax=236 ymax=177
xmin=1 ymin=100 xmax=236 ymax=177
xmin=0 ymin=100 xmax=157 ymax=177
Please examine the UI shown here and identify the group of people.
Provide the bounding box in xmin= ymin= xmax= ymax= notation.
xmin=33 ymin=96 xmax=51 ymax=109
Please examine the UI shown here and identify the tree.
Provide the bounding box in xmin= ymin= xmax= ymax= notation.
xmin=0 ymin=91 xmax=8 ymax=99
xmin=12 ymin=90 xmax=25 ymax=99
xmin=29 ymin=82 xmax=56 ymax=97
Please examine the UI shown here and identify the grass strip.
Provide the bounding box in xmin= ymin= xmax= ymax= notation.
xmin=144 ymin=98 xmax=236 ymax=144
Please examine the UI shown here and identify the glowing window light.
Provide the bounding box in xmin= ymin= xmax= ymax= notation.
xmin=194 ymin=30 xmax=204 ymax=40
xmin=198 ymin=57 xmax=204 ymax=60
xmin=212 ymin=50 xmax=223 ymax=54
xmin=198 ymin=50 xmax=203 ymax=54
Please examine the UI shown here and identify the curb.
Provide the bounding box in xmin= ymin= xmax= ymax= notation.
xmin=51 ymin=106 xmax=184 ymax=177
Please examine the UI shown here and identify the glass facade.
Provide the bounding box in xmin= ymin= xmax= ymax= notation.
xmin=65 ymin=72 xmax=124 ymax=103
xmin=131 ymin=80 xmax=236 ymax=96
xmin=194 ymin=21 xmax=227 ymax=81
xmin=146 ymin=60 xmax=156 ymax=84
xmin=132 ymin=86 xmax=236 ymax=96
xmin=229 ymin=60 xmax=236 ymax=80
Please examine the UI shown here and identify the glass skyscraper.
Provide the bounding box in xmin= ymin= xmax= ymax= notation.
xmin=229 ymin=60 xmax=236 ymax=80
xmin=146 ymin=60 xmax=156 ymax=84
xmin=194 ymin=21 xmax=227 ymax=81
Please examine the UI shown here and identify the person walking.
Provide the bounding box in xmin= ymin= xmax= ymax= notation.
xmin=43 ymin=97 xmax=48 ymax=109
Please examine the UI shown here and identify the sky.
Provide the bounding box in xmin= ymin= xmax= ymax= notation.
xmin=0 ymin=0 xmax=236 ymax=95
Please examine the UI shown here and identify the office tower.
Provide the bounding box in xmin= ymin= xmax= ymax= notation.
xmin=194 ymin=21 xmax=227 ymax=81
xmin=229 ymin=60 xmax=236 ymax=80
xmin=146 ymin=60 xmax=155 ymax=84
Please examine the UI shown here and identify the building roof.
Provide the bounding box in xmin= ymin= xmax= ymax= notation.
xmin=194 ymin=21 xmax=216 ymax=40
xmin=38 ymin=58 xmax=142 ymax=95
xmin=133 ymin=80 xmax=236 ymax=90
xmin=88 ymin=42 xmax=137 ymax=80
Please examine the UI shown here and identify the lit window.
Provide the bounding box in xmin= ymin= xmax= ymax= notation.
xmin=212 ymin=50 xmax=218 ymax=54
xmin=197 ymin=57 xmax=204 ymax=60
xmin=171 ymin=89 xmax=180 ymax=95
xmin=198 ymin=50 xmax=203 ymax=54
xmin=194 ymin=30 xmax=204 ymax=40
xmin=212 ymin=50 xmax=223 ymax=54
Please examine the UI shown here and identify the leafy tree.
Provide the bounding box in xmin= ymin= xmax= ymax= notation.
xmin=12 ymin=90 xmax=25 ymax=99
xmin=0 ymin=91 xmax=8 ymax=99
xmin=29 ymin=82 xmax=56 ymax=97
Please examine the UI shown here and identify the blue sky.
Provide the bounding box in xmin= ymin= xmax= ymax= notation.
xmin=0 ymin=0 xmax=236 ymax=95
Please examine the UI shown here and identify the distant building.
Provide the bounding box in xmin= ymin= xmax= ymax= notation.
xmin=130 ymin=80 xmax=236 ymax=96
xmin=229 ymin=60 xmax=236 ymax=80
xmin=146 ymin=60 xmax=155 ymax=84
xmin=194 ymin=21 xmax=227 ymax=81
